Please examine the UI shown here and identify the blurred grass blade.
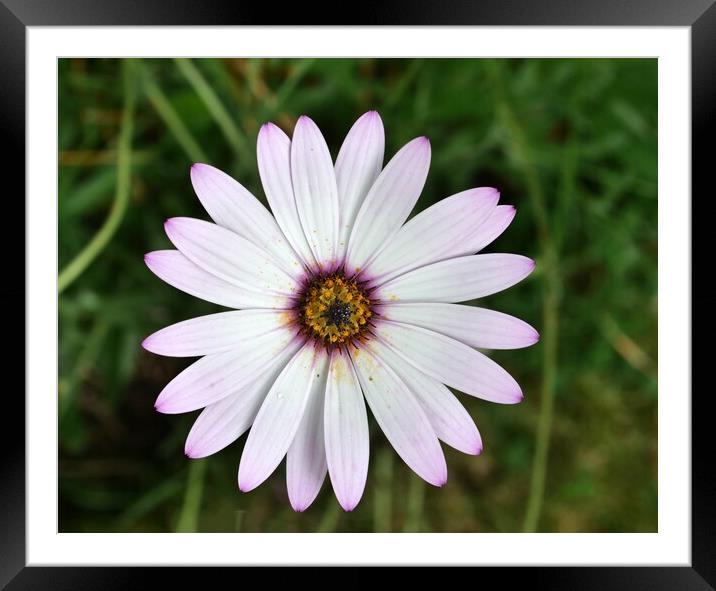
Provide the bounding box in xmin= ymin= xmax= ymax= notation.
xmin=252 ymin=58 xmax=315 ymax=122
xmin=271 ymin=59 xmax=315 ymax=113
xmin=523 ymin=282 xmax=559 ymax=532
xmin=403 ymin=473 xmax=425 ymax=532
xmin=175 ymin=459 xmax=208 ymax=533
xmin=486 ymin=60 xmax=561 ymax=533
xmin=373 ymin=448 xmax=393 ymax=532
xmin=601 ymin=314 xmax=657 ymax=382
xmin=316 ymin=502 xmax=341 ymax=533
xmin=233 ymin=510 xmax=245 ymax=532
xmin=60 ymin=167 xmax=115 ymax=218
xmin=117 ymin=479 xmax=183 ymax=532
xmin=175 ymin=58 xmax=251 ymax=161
xmin=384 ymin=59 xmax=422 ymax=110
xmin=59 ymin=319 xmax=109 ymax=419
xmin=138 ymin=60 xmax=208 ymax=163
xmin=58 ymin=61 xmax=136 ymax=294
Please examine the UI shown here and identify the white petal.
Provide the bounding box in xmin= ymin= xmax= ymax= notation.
xmin=468 ymin=204 xmax=517 ymax=253
xmin=334 ymin=111 xmax=385 ymax=260
xmin=154 ymin=329 xmax=301 ymax=414
xmin=371 ymin=340 xmax=482 ymax=455
xmin=379 ymin=303 xmax=539 ymax=350
xmin=366 ymin=187 xmax=499 ymax=284
xmin=190 ymin=163 xmax=304 ymax=279
xmin=290 ymin=116 xmax=340 ymax=270
xmin=165 ymin=217 xmax=299 ymax=296
xmin=286 ymin=353 xmax=329 ymax=512
xmin=375 ymin=320 xmax=523 ymax=404
xmin=144 ymin=250 xmax=291 ymax=309
xmin=324 ymin=350 xmax=369 ymax=511
xmin=375 ymin=254 xmax=535 ymax=303
xmin=143 ymin=309 xmax=293 ymax=357
xmin=345 ymin=137 xmax=431 ymax=274
xmin=238 ymin=344 xmax=322 ymax=492
xmin=184 ymin=344 xmax=297 ymax=458
xmin=352 ymin=345 xmax=447 ymax=486
xmin=256 ymin=123 xmax=316 ymax=267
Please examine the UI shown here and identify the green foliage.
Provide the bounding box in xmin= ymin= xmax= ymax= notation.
xmin=58 ymin=57 xmax=657 ymax=533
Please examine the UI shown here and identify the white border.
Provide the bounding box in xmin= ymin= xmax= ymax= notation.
xmin=28 ymin=27 xmax=690 ymax=565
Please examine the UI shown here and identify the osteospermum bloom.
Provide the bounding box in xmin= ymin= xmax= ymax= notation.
xmin=143 ymin=111 xmax=538 ymax=512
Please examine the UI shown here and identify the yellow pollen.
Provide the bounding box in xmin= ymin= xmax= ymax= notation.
xmin=300 ymin=274 xmax=372 ymax=345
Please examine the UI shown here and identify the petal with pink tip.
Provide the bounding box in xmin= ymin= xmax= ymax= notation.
xmin=154 ymin=329 xmax=300 ymax=414
xmin=324 ymin=351 xmax=369 ymax=511
xmin=373 ymin=340 xmax=482 ymax=455
xmin=334 ymin=111 xmax=385 ymax=260
xmin=375 ymin=320 xmax=524 ymax=404
xmin=353 ymin=345 xmax=447 ymax=486
xmin=290 ymin=116 xmax=340 ymax=269
xmin=379 ymin=303 xmax=539 ymax=350
xmin=257 ymin=123 xmax=316 ymax=267
xmin=144 ymin=250 xmax=290 ymax=309
xmin=345 ymin=137 xmax=431 ymax=274
xmin=164 ymin=217 xmax=299 ymax=296
xmin=184 ymin=344 xmax=297 ymax=458
xmin=466 ymin=204 xmax=517 ymax=253
xmin=142 ymin=309 xmax=292 ymax=357
xmin=238 ymin=344 xmax=322 ymax=492
xmin=366 ymin=187 xmax=499 ymax=284
xmin=375 ymin=254 xmax=535 ymax=303
xmin=190 ymin=163 xmax=303 ymax=279
xmin=286 ymin=353 xmax=329 ymax=512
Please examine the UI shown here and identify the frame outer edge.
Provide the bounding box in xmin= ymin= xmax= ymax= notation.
xmin=691 ymin=1 xmax=716 ymax=588
xmin=0 ymin=0 xmax=27 ymax=588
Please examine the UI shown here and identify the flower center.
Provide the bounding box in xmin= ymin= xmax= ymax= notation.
xmin=298 ymin=273 xmax=373 ymax=346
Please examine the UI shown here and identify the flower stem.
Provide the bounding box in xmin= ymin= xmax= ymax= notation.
xmin=486 ymin=60 xmax=561 ymax=532
xmin=175 ymin=459 xmax=208 ymax=533
xmin=523 ymin=285 xmax=559 ymax=531
xmin=57 ymin=61 xmax=136 ymax=294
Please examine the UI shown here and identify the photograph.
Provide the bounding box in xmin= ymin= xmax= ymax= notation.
xmin=57 ymin=57 xmax=657 ymax=534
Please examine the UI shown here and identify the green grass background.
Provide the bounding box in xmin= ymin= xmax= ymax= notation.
xmin=58 ymin=58 xmax=657 ymax=533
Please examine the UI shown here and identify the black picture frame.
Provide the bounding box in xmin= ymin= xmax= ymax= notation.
xmin=3 ymin=0 xmax=704 ymax=588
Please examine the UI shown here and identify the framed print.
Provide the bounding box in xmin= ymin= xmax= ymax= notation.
xmin=5 ymin=0 xmax=706 ymax=587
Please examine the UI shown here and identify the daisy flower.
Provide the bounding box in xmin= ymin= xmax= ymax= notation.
xmin=143 ymin=111 xmax=538 ymax=512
